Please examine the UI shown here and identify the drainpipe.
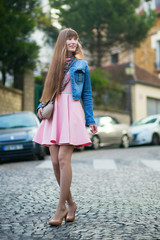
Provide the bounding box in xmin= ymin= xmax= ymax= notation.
xmin=125 ymin=47 xmax=137 ymax=124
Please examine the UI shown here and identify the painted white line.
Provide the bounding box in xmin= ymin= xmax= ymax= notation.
xmin=38 ymin=159 xmax=117 ymax=170
xmin=36 ymin=160 xmax=52 ymax=169
xmin=93 ymin=159 xmax=117 ymax=170
xmin=141 ymin=160 xmax=160 ymax=171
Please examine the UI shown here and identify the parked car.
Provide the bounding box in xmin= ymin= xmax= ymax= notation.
xmin=87 ymin=115 xmax=132 ymax=149
xmin=0 ymin=111 xmax=46 ymax=161
xmin=130 ymin=114 xmax=160 ymax=146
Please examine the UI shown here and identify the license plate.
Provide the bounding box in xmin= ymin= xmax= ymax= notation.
xmin=3 ymin=144 xmax=24 ymax=151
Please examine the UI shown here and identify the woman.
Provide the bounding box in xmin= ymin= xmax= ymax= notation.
xmin=33 ymin=28 xmax=97 ymax=226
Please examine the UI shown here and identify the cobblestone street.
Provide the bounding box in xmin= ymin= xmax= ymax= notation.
xmin=0 ymin=146 xmax=160 ymax=240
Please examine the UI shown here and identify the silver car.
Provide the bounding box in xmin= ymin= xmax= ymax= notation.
xmin=87 ymin=115 xmax=132 ymax=149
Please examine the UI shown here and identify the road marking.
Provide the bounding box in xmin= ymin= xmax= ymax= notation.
xmin=93 ymin=159 xmax=117 ymax=170
xmin=141 ymin=160 xmax=160 ymax=171
xmin=36 ymin=160 xmax=52 ymax=169
xmin=0 ymin=162 xmax=37 ymax=169
xmin=37 ymin=159 xmax=117 ymax=170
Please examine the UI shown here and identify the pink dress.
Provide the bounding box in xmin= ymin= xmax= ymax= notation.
xmin=33 ymin=73 xmax=92 ymax=148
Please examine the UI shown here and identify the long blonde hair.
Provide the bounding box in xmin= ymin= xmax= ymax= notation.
xmin=40 ymin=28 xmax=84 ymax=103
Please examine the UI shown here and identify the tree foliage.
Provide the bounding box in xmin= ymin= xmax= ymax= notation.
xmin=90 ymin=68 xmax=125 ymax=110
xmin=0 ymin=0 xmax=58 ymax=87
xmin=49 ymin=0 xmax=156 ymax=66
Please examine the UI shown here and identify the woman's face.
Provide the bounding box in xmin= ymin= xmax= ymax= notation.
xmin=66 ymin=37 xmax=78 ymax=54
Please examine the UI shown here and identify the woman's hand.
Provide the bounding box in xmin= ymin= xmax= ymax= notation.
xmin=37 ymin=108 xmax=43 ymax=119
xmin=89 ymin=124 xmax=98 ymax=134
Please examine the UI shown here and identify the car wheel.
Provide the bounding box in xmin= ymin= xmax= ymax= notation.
xmin=45 ymin=147 xmax=50 ymax=155
xmin=152 ymin=133 xmax=159 ymax=145
xmin=92 ymin=136 xmax=100 ymax=150
xmin=121 ymin=135 xmax=129 ymax=148
xmin=76 ymin=146 xmax=85 ymax=151
xmin=38 ymin=154 xmax=45 ymax=160
xmin=37 ymin=146 xmax=45 ymax=160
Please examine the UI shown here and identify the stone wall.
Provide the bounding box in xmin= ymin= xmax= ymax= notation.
xmin=0 ymin=70 xmax=35 ymax=114
xmin=134 ymin=17 xmax=160 ymax=75
xmin=23 ymin=71 xmax=34 ymax=112
xmin=0 ymin=86 xmax=22 ymax=114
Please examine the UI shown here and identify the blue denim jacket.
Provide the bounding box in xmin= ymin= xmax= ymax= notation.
xmin=37 ymin=58 xmax=95 ymax=126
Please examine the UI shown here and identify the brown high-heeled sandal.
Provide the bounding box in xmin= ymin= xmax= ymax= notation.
xmin=66 ymin=204 xmax=77 ymax=222
xmin=48 ymin=209 xmax=68 ymax=226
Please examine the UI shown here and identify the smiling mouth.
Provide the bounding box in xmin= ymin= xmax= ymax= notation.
xmin=69 ymin=45 xmax=76 ymax=48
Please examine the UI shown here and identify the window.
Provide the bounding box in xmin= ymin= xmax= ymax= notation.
xmin=156 ymin=41 xmax=160 ymax=69
xmin=110 ymin=117 xmax=119 ymax=124
xmin=132 ymin=117 xmax=157 ymax=126
xmin=111 ymin=53 xmax=119 ymax=64
xmin=100 ymin=117 xmax=109 ymax=126
xmin=0 ymin=112 xmax=38 ymax=129
xmin=155 ymin=0 xmax=160 ymax=8
xmin=100 ymin=116 xmax=119 ymax=126
xmin=94 ymin=117 xmax=100 ymax=126
xmin=147 ymin=97 xmax=160 ymax=115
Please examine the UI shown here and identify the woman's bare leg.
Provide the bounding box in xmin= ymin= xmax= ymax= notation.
xmin=57 ymin=145 xmax=74 ymax=208
xmin=49 ymin=145 xmax=76 ymax=220
xmin=49 ymin=145 xmax=74 ymax=205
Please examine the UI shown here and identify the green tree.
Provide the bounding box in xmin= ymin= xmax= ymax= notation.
xmin=0 ymin=0 xmax=58 ymax=88
xmin=91 ymin=68 xmax=110 ymax=106
xmin=90 ymin=68 xmax=125 ymax=110
xmin=49 ymin=0 xmax=156 ymax=66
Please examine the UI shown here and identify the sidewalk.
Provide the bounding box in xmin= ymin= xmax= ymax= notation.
xmin=0 ymin=154 xmax=160 ymax=240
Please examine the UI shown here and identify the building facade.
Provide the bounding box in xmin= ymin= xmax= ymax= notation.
xmin=103 ymin=0 xmax=160 ymax=123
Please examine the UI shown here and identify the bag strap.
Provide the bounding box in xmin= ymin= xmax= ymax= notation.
xmin=50 ymin=57 xmax=77 ymax=101
xmin=50 ymin=91 xmax=56 ymax=102
xmin=64 ymin=58 xmax=77 ymax=74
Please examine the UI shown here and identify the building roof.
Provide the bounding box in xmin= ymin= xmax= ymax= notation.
xmin=138 ymin=9 xmax=144 ymax=15
xmin=156 ymin=5 xmax=160 ymax=14
xmin=103 ymin=63 xmax=160 ymax=87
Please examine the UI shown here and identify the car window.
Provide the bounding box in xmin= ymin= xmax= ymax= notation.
xmin=99 ymin=116 xmax=114 ymax=126
xmin=94 ymin=117 xmax=100 ymax=126
xmin=110 ymin=117 xmax=119 ymax=125
xmin=100 ymin=117 xmax=108 ymax=126
xmin=0 ymin=113 xmax=38 ymax=129
xmin=132 ymin=117 xmax=158 ymax=126
xmin=146 ymin=118 xmax=157 ymax=124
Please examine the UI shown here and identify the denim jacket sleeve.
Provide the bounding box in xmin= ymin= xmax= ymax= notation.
xmin=36 ymin=102 xmax=43 ymax=112
xmin=81 ymin=63 xmax=95 ymax=126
